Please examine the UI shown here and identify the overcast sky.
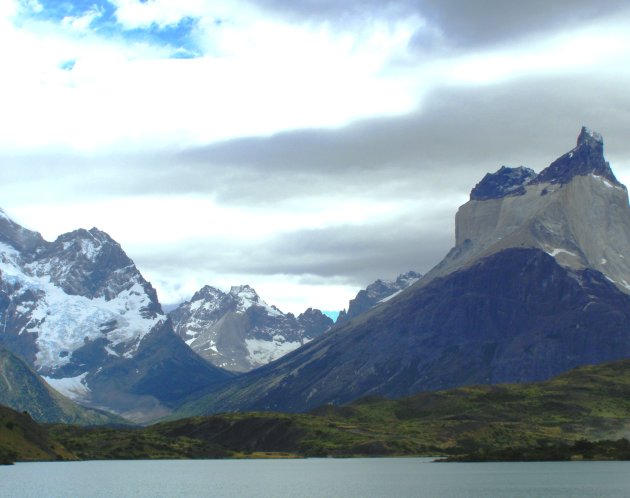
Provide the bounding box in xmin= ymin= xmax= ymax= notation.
xmin=1 ymin=0 xmax=630 ymax=314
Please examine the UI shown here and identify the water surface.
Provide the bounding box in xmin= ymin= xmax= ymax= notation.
xmin=2 ymin=458 xmax=630 ymax=497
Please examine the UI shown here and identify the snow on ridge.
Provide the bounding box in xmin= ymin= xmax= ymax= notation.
xmin=43 ymin=372 xmax=91 ymax=400
xmin=379 ymin=289 xmax=403 ymax=304
xmin=230 ymin=285 xmax=283 ymax=317
xmin=592 ymin=174 xmax=623 ymax=190
xmin=1 ymin=240 xmax=161 ymax=371
xmin=245 ymin=337 xmax=304 ymax=367
xmin=547 ymin=248 xmax=579 ymax=258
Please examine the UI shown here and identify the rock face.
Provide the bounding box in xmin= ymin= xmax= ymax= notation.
xmin=429 ymin=126 xmax=630 ymax=294
xmin=470 ymin=166 xmax=536 ymax=201
xmin=174 ymin=127 xmax=630 ymax=415
xmin=169 ymin=285 xmax=333 ymax=372
xmin=0 ymin=212 xmax=232 ymax=422
xmin=336 ymin=271 xmax=422 ymax=324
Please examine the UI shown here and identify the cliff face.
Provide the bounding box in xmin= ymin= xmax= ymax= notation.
xmin=429 ymin=127 xmax=630 ymax=293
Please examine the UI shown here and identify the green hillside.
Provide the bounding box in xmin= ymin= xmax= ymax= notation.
xmin=0 ymin=405 xmax=75 ymax=464
xmin=49 ymin=359 xmax=630 ymax=460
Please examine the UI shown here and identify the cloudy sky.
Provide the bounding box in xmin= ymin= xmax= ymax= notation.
xmin=2 ymin=0 xmax=630 ymax=315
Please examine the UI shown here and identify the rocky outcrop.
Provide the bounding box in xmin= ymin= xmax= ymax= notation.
xmin=470 ymin=166 xmax=536 ymax=201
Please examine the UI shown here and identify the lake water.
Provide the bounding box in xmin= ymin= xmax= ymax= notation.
xmin=2 ymin=458 xmax=630 ymax=497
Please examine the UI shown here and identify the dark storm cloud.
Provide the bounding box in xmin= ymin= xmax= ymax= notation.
xmin=5 ymin=72 xmax=629 ymax=213
xmin=137 ymin=214 xmax=453 ymax=286
xmin=252 ymin=0 xmax=630 ymax=49
xmin=161 ymin=73 xmax=630 ymax=206
xmin=414 ymin=0 xmax=630 ymax=48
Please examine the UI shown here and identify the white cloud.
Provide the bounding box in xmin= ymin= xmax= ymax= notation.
xmin=442 ymin=23 xmax=630 ymax=86
xmin=61 ymin=6 xmax=105 ymax=33
xmin=110 ymin=0 xmax=219 ymax=29
xmin=0 ymin=1 xmax=422 ymax=152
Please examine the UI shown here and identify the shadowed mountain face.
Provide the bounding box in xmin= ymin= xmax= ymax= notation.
xmin=174 ymin=128 xmax=630 ymax=416
xmin=0 ymin=213 xmax=232 ymax=423
xmin=0 ymin=346 xmax=123 ymax=425
xmin=169 ymin=285 xmax=332 ymax=372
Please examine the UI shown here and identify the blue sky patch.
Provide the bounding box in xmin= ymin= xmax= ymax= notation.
xmin=59 ymin=59 xmax=76 ymax=71
xmin=22 ymin=0 xmax=203 ymax=58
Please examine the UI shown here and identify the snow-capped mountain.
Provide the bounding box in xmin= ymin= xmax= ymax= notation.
xmin=173 ymin=127 xmax=630 ymax=415
xmin=0 ymin=213 xmax=231 ymax=422
xmin=336 ymin=271 xmax=422 ymax=324
xmin=169 ymin=285 xmax=333 ymax=372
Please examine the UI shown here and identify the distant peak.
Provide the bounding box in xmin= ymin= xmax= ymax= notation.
xmin=229 ymin=284 xmax=257 ymax=297
xmin=191 ymin=285 xmax=225 ymax=302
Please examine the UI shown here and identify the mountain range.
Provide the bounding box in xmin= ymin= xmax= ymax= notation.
xmin=173 ymin=127 xmax=630 ymax=416
xmin=2 ymin=126 xmax=629 ymax=427
xmin=169 ymin=285 xmax=332 ymax=372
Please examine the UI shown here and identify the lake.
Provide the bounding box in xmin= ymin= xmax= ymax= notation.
xmin=2 ymin=458 xmax=630 ymax=497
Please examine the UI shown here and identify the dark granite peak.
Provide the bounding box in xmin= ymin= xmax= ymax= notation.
xmin=577 ymin=126 xmax=603 ymax=148
xmin=470 ymin=166 xmax=536 ymax=201
xmin=533 ymin=127 xmax=621 ymax=187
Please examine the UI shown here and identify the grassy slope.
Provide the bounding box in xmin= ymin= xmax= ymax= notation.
xmin=0 ymin=406 xmax=75 ymax=464
xmin=48 ymin=359 xmax=630 ymax=460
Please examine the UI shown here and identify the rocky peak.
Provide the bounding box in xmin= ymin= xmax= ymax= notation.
xmin=229 ymin=284 xmax=257 ymax=299
xmin=394 ymin=270 xmax=423 ymax=288
xmin=169 ymin=284 xmax=330 ymax=372
xmin=577 ymin=126 xmax=603 ymax=148
xmin=337 ymin=270 xmax=422 ymax=324
xmin=533 ymin=126 xmax=621 ymax=187
xmin=297 ymin=308 xmax=334 ymax=338
xmin=191 ymin=285 xmax=226 ymax=303
xmin=470 ymin=166 xmax=536 ymax=201
xmin=0 ymin=209 xmax=45 ymax=253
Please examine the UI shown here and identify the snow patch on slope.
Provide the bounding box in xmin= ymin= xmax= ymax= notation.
xmin=547 ymin=248 xmax=579 ymax=258
xmin=0 ymin=241 xmax=161 ymax=372
xmin=43 ymin=372 xmax=91 ymax=400
xmin=245 ymin=336 xmax=304 ymax=368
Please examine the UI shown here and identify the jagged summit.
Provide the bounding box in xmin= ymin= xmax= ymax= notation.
xmin=470 ymin=166 xmax=536 ymax=201
xmin=533 ymin=126 xmax=620 ymax=187
xmin=577 ymin=126 xmax=603 ymax=147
